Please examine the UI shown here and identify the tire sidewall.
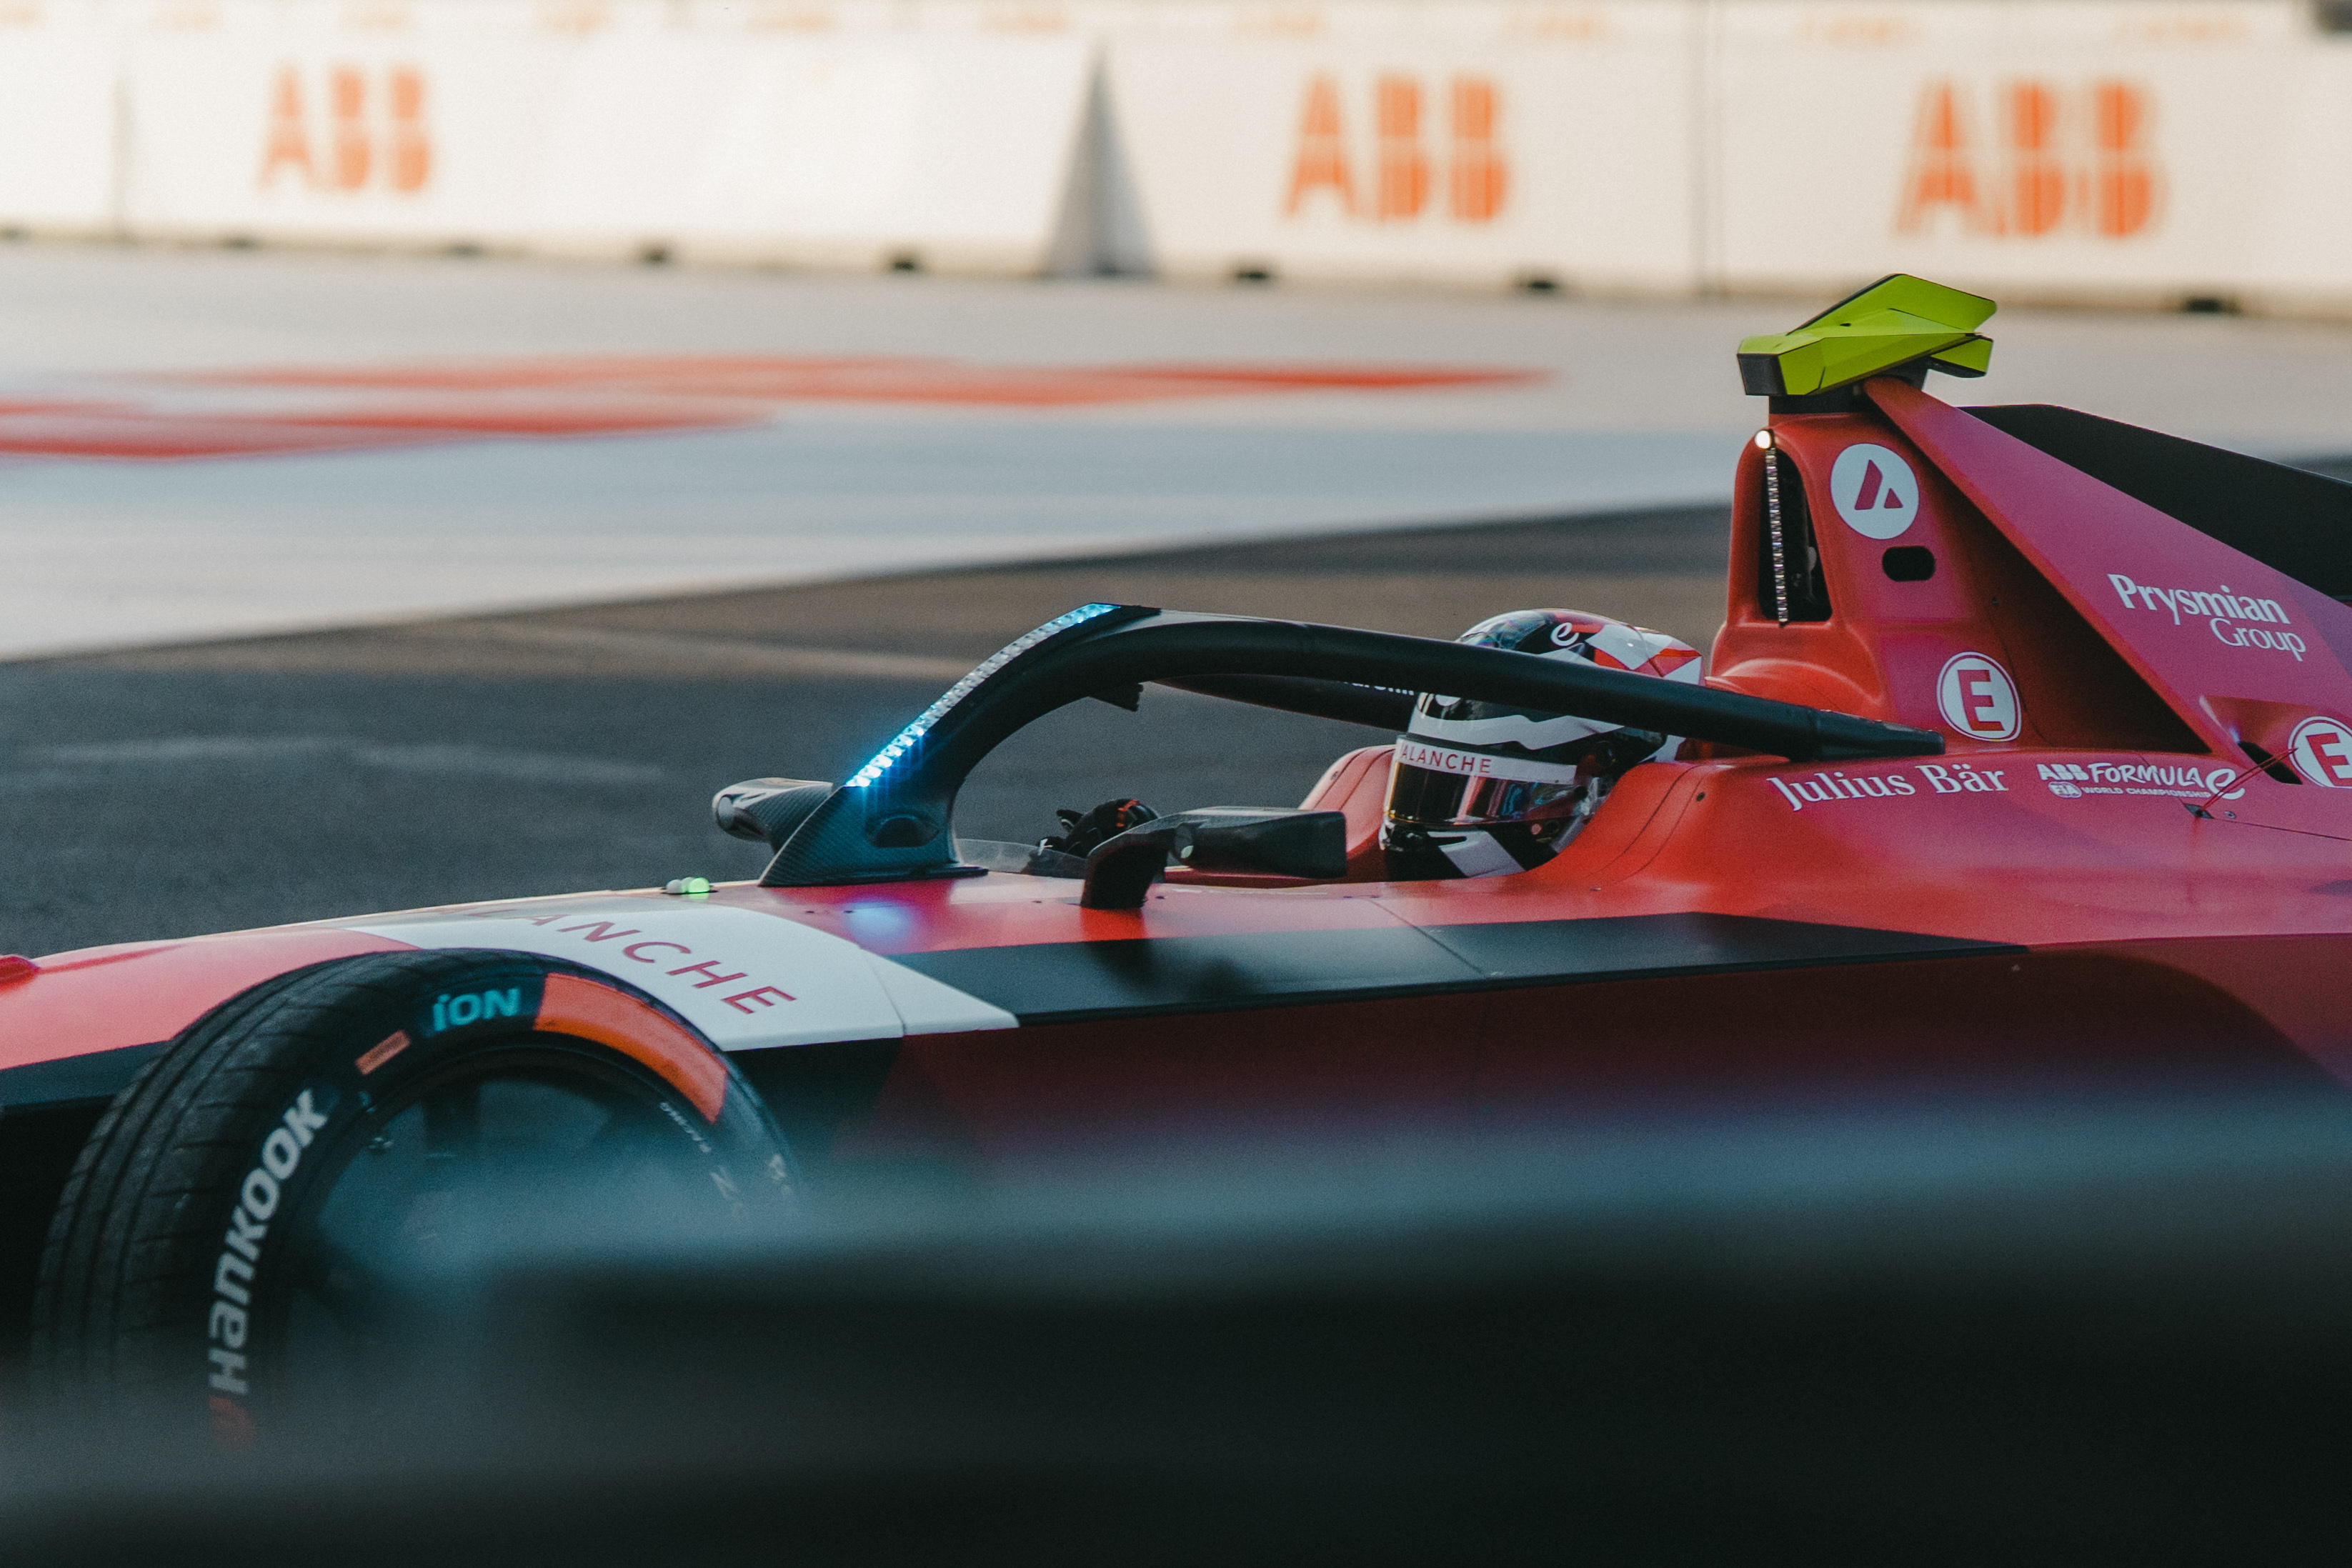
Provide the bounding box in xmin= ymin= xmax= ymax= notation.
xmin=177 ymin=949 xmax=790 ymax=1438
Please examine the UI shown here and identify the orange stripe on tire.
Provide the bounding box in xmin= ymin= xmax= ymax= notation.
xmin=535 ymin=974 xmax=729 ymax=1122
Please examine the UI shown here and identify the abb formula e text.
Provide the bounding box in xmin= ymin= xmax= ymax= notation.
xmin=4 ymin=275 xmax=2349 ymax=1436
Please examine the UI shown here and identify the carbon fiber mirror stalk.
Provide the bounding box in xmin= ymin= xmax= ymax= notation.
xmin=1081 ymin=809 xmax=1348 ymax=910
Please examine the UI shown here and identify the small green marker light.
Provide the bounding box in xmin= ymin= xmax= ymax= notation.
xmin=664 ymin=876 xmax=714 ymax=898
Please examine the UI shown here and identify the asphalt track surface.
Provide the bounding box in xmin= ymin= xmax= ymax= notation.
xmin=0 ymin=501 xmax=1730 ymax=957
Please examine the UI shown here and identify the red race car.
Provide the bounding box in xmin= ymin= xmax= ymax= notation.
xmin=6 ymin=274 xmax=2348 ymax=1437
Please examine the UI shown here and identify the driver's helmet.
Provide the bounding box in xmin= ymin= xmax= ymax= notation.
xmin=1381 ymin=609 xmax=1702 ymax=879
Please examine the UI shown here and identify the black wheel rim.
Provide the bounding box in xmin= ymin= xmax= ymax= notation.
xmin=269 ymin=1040 xmax=722 ymax=1410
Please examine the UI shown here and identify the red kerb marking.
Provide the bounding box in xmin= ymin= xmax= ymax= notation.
xmin=0 ymin=354 xmax=1540 ymax=461
xmin=188 ymin=355 xmax=1535 ymax=402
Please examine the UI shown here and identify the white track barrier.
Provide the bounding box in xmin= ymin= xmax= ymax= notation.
xmin=0 ymin=4 xmax=120 ymax=234
xmin=533 ymin=21 xmax=1094 ymax=273
xmin=111 ymin=0 xmax=1092 ymax=273
xmin=1708 ymin=0 xmax=2311 ymax=309
xmin=1 ymin=1 xmax=2350 ymax=309
xmin=1102 ymin=2 xmax=1700 ymax=292
xmin=124 ymin=1 xmax=579 ymax=246
xmin=1093 ymin=0 xmax=2352 ymax=310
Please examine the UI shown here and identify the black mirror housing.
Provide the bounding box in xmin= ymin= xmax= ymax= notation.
xmin=714 ymin=778 xmax=835 ymax=850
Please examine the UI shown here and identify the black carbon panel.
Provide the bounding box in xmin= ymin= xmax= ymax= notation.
xmin=894 ymin=925 xmax=1483 ymax=1025
xmin=0 ymin=1041 xmax=161 ymax=1110
xmin=891 ymin=914 xmax=2014 ymax=1024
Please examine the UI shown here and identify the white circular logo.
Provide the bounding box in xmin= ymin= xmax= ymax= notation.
xmin=2288 ymin=716 xmax=2352 ymax=787
xmin=1936 ymin=652 xmax=2021 ymax=741
xmin=1830 ymin=443 xmax=1920 ymax=539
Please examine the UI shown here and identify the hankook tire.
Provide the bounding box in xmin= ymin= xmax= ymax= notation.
xmin=32 ymin=949 xmax=794 ymax=1440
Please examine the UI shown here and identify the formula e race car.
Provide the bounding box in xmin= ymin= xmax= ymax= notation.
xmin=7 ymin=274 xmax=2352 ymax=1438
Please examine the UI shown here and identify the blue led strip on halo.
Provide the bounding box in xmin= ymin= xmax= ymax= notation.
xmin=846 ymin=604 xmax=1122 ymax=789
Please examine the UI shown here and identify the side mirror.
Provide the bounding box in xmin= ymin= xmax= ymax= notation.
xmin=1081 ymin=808 xmax=1348 ymax=911
xmin=714 ymin=778 xmax=834 ymax=850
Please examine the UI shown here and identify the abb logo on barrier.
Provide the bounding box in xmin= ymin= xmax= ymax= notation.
xmin=260 ymin=64 xmax=433 ymax=194
xmin=1284 ymin=74 xmax=1508 ymax=224
xmin=1897 ymin=78 xmax=2162 ymax=239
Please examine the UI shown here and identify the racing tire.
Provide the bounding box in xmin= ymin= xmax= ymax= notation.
xmin=31 ymin=949 xmax=794 ymax=1442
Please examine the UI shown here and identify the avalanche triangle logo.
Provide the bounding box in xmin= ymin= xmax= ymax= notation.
xmin=1830 ymin=443 xmax=1921 ymax=539
xmin=1854 ymin=460 xmax=1888 ymax=510
xmin=1852 ymin=461 xmax=1907 ymax=509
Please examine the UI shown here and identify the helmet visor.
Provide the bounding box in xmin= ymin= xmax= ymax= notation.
xmin=1386 ymin=738 xmax=1588 ymax=829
